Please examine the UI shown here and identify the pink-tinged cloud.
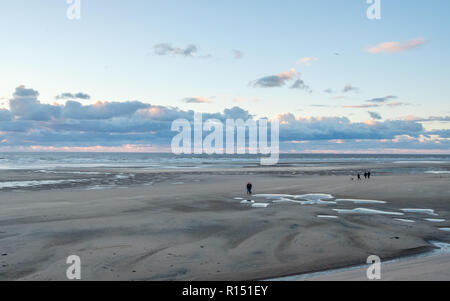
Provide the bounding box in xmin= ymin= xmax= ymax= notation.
xmin=386 ymin=101 xmax=409 ymax=107
xmin=403 ymin=115 xmax=423 ymax=121
xmin=182 ymin=96 xmax=213 ymax=104
xmin=278 ymin=68 xmax=298 ymax=80
xmin=367 ymin=38 xmax=426 ymax=54
xmin=297 ymin=57 xmax=319 ymax=66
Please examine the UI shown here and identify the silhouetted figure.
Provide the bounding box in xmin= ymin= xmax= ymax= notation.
xmin=247 ymin=182 xmax=253 ymax=195
xmin=368 ymin=171 xmax=371 ymax=179
xmin=357 ymin=173 xmax=361 ymax=181
xmin=364 ymin=172 xmax=368 ymax=179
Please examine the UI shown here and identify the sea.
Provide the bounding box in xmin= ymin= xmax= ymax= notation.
xmin=0 ymin=153 xmax=449 ymax=191
xmin=0 ymin=152 xmax=449 ymax=170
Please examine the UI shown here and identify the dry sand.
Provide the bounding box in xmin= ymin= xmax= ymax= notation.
xmin=0 ymin=166 xmax=449 ymax=281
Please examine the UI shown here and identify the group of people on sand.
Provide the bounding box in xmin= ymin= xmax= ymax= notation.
xmin=354 ymin=171 xmax=372 ymax=181
xmin=247 ymin=171 xmax=373 ymax=194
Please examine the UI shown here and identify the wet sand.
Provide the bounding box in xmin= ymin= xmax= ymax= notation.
xmin=0 ymin=164 xmax=449 ymax=280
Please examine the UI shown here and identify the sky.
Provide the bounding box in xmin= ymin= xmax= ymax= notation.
xmin=0 ymin=0 xmax=449 ymax=153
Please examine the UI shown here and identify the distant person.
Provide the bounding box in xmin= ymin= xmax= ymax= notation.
xmin=364 ymin=172 xmax=368 ymax=179
xmin=357 ymin=173 xmax=361 ymax=181
xmin=247 ymin=182 xmax=253 ymax=195
xmin=368 ymin=171 xmax=371 ymax=179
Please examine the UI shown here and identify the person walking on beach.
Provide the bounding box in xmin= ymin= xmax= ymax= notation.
xmin=364 ymin=172 xmax=368 ymax=179
xmin=368 ymin=171 xmax=371 ymax=179
xmin=357 ymin=173 xmax=361 ymax=181
xmin=247 ymin=182 xmax=253 ymax=195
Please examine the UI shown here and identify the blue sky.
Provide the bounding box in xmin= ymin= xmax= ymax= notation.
xmin=0 ymin=0 xmax=449 ymax=153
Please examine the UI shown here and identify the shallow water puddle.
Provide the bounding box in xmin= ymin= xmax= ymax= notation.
xmin=240 ymin=200 xmax=255 ymax=204
xmin=252 ymin=203 xmax=270 ymax=208
xmin=269 ymin=240 xmax=450 ymax=281
xmin=335 ymin=199 xmax=386 ymax=204
xmin=333 ymin=208 xmax=404 ymax=216
xmin=254 ymin=193 xmax=337 ymax=205
xmin=317 ymin=215 xmax=339 ymax=219
xmin=394 ymin=218 xmax=415 ymax=223
xmin=294 ymin=194 xmax=334 ymax=201
xmin=401 ymin=209 xmax=438 ymax=216
xmin=253 ymin=194 xmax=296 ymax=199
xmin=298 ymin=199 xmax=336 ymax=205
xmin=272 ymin=198 xmax=304 ymax=204
xmin=425 ymin=219 xmax=446 ymax=223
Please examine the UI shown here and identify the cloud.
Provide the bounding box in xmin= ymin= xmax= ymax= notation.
xmin=232 ymin=50 xmax=243 ymax=59
xmin=0 ymin=109 xmax=12 ymax=121
xmin=367 ymin=95 xmax=397 ymax=103
xmin=56 ymin=92 xmax=91 ymax=100
xmin=290 ymin=79 xmax=312 ymax=93
xmin=275 ymin=114 xmax=425 ymax=142
xmin=368 ymin=111 xmax=382 ymax=120
xmin=367 ymin=38 xmax=426 ymax=54
xmin=344 ymin=98 xmax=408 ymax=109
xmin=425 ymin=116 xmax=450 ymax=122
xmin=13 ymin=85 xmax=39 ymax=98
xmin=153 ymin=43 xmax=210 ymax=58
xmin=403 ymin=115 xmax=450 ymax=122
xmin=62 ymin=100 xmax=150 ymax=119
xmin=386 ymin=102 xmax=409 ymax=107
xmin=182 ymin=97 xmax=213 ymax=104
xmin=324 ymin=89 xmax=333 ymax=94
xmin=343 ymin=104 xmax=380 ymax=109
xmin=9 ymin=86 xmax=60 ymax=121
xmin=297 ymin=57 xmax=319 ymax=66
xmin=252 ymin=69 xmax=310 ymax=91
xmin=342 ymin=84 xmax=359 ymax=93
xmin=1 ymin=86 xmax=448 ymax=153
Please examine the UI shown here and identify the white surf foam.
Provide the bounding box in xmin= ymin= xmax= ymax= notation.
xmin=425 ymin=171 xmax=450 ymax=174
xmin=439 ymin=228 xmax=450 ymax=232
xmin=401 ymin=209 xmax=438 ymax=216
xmin=115 ymin=173 xmax=135 ymax=180
xmin=0 ymin=179 xmax=91 ymax=189
xmin=333 ymin=208 xmax=404 ymax=216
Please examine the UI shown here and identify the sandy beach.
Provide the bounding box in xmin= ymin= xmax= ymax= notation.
xmin=0 ymin=161 xmax=449 ymax=281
